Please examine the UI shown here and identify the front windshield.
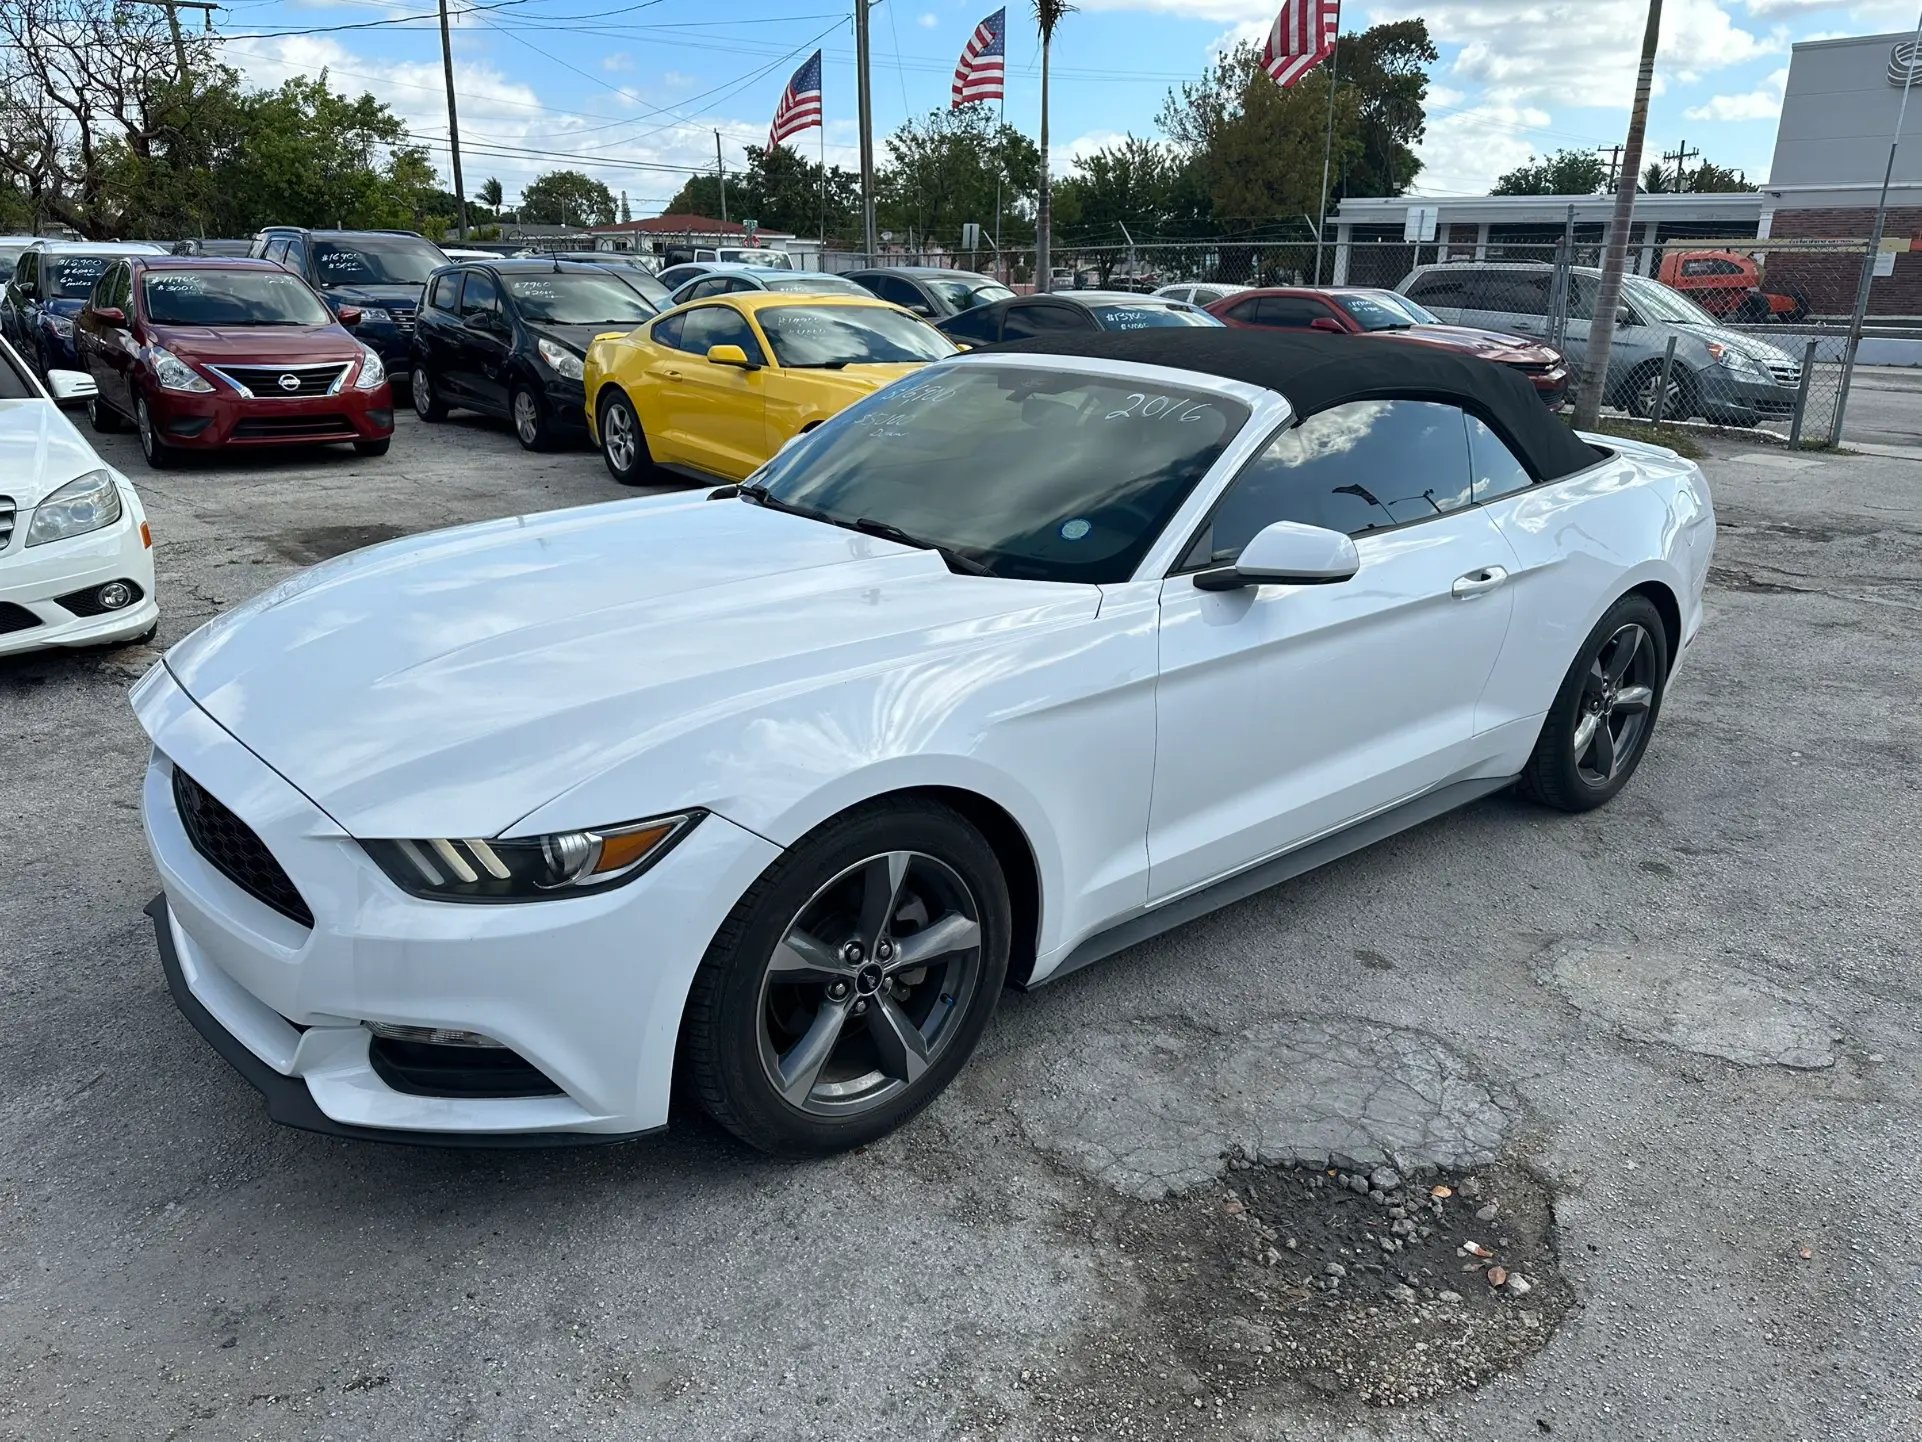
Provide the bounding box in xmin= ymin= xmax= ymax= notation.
xmin=502 ymin=273 xmax=655 ymax=323
xmin=927 ymin=276 xmax=1014 ymax=312
xmin=143 ymin=269 xmax=332 ymax=326
xmin=1329 ymin=293 xmax=1416 ymax=331
xmin=1621 ymin=275 xmax=1717 ymax=326
xmin=758 ymin=305 xmax=956 ymax=368
xmin=49 ymin=257 xmax=112 ymax=299
xmin=763 ymin=273 xmax=869 ymax=295
xmin=1343 ymin=290 xmax=1438 ymax=327
xmin=751 ymin=362 xmax=1248 ymax=584
xmin=1089 ymin=302 xmax=1221 ymax=330
xmin=612 ymin=267 xmax=671 ymax=306
xmin=312 ymin=237 xmax=445 ymax=287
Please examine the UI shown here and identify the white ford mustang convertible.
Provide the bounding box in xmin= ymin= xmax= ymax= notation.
xmin=133 ymin=329 xmax=1714 ymax=1154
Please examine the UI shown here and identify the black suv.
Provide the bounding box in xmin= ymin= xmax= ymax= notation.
xmin=250 ymin=228 xmax=448 ymax=386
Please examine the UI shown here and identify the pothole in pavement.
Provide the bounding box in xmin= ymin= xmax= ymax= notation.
xmin=272 ymin=523 xmax=409 ymax=565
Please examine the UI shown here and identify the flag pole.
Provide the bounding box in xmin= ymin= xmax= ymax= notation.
xmin=995 ymin=93 xmax=1005 ymax=281
xmin=820 ymin=120 xmax=828 ymax=249
xmin=1314 ymin=30 xmax=1338 ymax=284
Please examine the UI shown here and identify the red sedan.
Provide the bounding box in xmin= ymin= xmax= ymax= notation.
xmin=1206 ymin=286 xmax=1570 ymax=405
xmin=74 ymin=257 xmax=394 ymax=469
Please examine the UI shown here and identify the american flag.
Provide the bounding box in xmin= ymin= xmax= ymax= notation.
xmin=1261 ymin=0 xmax=1338 ymax=88
xmin=769 ymin=50 xmax=824 ymax=148
xmin=951 ymin=8 xmax=1006 ymax=108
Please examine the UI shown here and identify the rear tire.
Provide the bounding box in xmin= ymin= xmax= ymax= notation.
xmin=1519 ymin=593 xmax=1670 ymax=813
xmin=597 ymin=389 xmax=654 ymax=485
xmin=86 ymin=396 xmax=123 ymax=433
xmin=682 ymin=800 xmax=1011 ymax=1156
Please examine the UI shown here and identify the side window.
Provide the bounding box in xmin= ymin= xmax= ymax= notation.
xmin=650 ymin=312 xmax=685 ymax=350
xmin=1253 ymin=296 xmax=1333 ymax=328
xmin=1467 ymin=415 xmax=1533 ymax=502
xmin=282 ymin=239 xmax=308 ymax=275
xmin=1182 ymin=401 xmax=1475 ymax=564
xmin=262 ymin=238 xmax=289 ymax=266
xmin=686 ymin=277 xmax=729 ymax=300
xmin=1403 ymin=272 xmax=1466 ymax=309
xmin=15 ymin=252 xmax=37 ymax=294
xmin=942 ymin=305 xmax=1001 ymax=344
xmin=89 ymin=263 xmax=119 ymax=310
xmin=1003 ymin=302 xmax=1087 ymax=338
xmin=679 ymin=305 xmax=765 ymax=364
xmin=871 ymin=275 xmax=928 ymax=312
xmin=429 ymin=270 xmax=461 ymax=311
xmin=1566 ymin=274 xmax=1598 ymax=322
xmin=1224 ymin=298 xmax=1261 ymax=323
xmin=114 ymin=264 xmax=135 ymax=313
xmin=459 ymin=270 xmax=501 ymax=322
xmin=1477 ymin=270 xmax=1550 ymax=318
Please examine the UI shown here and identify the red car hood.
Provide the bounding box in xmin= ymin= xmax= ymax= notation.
xmin=1388 ymin=324 xmax=1561 ymax=364
xmin=147 ymin=322 xmax=360 ymax=365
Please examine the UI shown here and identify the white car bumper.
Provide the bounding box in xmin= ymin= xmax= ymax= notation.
xmin=0 ymin=494 xmax=157 ymax=658
xmin=133 ymin=662 xmax=781 ymax=1143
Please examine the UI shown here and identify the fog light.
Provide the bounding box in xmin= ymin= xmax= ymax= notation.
xmin=364 ymin=1021 xmax=504 ymax=1048
xmin=96 ymin=580 xmax=134 ymax=610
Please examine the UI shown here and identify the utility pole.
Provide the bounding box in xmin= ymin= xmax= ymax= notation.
xmin=128 ymin=0 xmax=218 ymax=81
xmin=1572 ymin=0 xmax=1663 ymax=429
xmin=1661 ymin=139 xmax=1699 ymax=193
xmin=1596 ymin=144 xmax=1625 ymax=190
xmin=715 ymin=130 xmax=729 ymax=225
xmin=855 ymin=0 xmax=878 ymax=258
xmin=436 ymin=0 xmax=469 ymax=240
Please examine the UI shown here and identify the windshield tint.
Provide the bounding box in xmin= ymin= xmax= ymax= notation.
xmin=757 ymin=305 xmax=956 ymax=367
xmin=1088 ymin=302 xmax=1220 ymax=330
xmin=752 ymin=362 xmax=1247 ymax=583
xmin=927 ymin=277 xmax=1013 ymax=311
xmin=312 ymin=238 xmax=444 ymax=287
xmin=49 ymin=257 xmax=112 ymax=298
xmin=143 ymin=269 xmax=332 ymax=326
xmin=502 ymin=273 xmax=655 ymax=323
xmin=1621 ymin=274 xmax=1718 ymax=326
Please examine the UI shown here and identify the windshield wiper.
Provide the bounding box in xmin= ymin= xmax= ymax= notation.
xmin=736 ymin=481 xmax=828 ymax=521
xmin=852 ymin=517 xmax=997 ymax=577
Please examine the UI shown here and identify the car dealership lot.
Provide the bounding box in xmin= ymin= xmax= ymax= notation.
xmin=3 ymin=418 xmax=1919 ymax=1441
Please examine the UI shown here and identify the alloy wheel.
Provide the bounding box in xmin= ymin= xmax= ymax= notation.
xmin=603 ymin=400 xmax=637 ymax=472
xmin=136 ymin=398 xmax=157 ymax=460
xmin=1572 ymin=622 xmax=1657 ymax=786
xmin=413 ymin=368 xmax=434 ymax=415
xmin=1633 ymin=370 xmax=1687 ymax=422
xmin=755 ymin=850 xmax=985 ymax=1117
xmin=513 ymin=389 xmax=541 ymax=446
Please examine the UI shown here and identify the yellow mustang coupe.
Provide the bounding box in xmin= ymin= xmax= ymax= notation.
xmin=584 ymin=292 xmax=958 ymax=485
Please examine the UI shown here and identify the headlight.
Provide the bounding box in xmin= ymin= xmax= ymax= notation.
xmin=1707 ymin=342 xmax=1762 ymax=373
xmin=147 ymin=345 xmax=213 ymax=393
xmin=353 ymin=306 xmax=395 ymax=325
xmin=46 ymin=313 xmax=75 ymax=337
xmin=354 ymin=345 xmax=386 ymax=390
xmin=363 ymin=811 xmax=702 ymax=902
xmin=537 ymin=337 xmax=585 ymax=380
xmin=26 ymin=469 xmax=122 ymax=547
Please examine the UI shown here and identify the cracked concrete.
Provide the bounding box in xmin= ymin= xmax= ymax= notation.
xmin=1533 ymin=941 xmax=1843 ymax=1069
xmin=1005 ymin=1017 xmax=1512 ymax=1199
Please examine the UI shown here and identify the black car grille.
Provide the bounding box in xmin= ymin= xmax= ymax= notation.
xmin=0 ymin=601 xmax=41 ymax=635
xmin=54 ymin=579 xmax=146 ymax=616
xmin=386 ymin=304 xmax=417 ymax=334
xmin=172 ymin=768 xmax=314 ymax=927
xmin=209 ymin=363 xmax=349 ymax=399
xmin=231 ymin=414 xmax=358 ymax=441
xmin=0 ymin=494 xmax=14 ymax=549
xmin=368 ymin=1038 xmax=564 ymax=1099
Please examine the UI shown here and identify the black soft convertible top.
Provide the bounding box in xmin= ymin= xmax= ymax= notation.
xmin=985 ymin=327 xmax=1606 ymax=482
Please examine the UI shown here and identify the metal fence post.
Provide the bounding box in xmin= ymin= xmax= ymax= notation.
xmin=1827 ymin=239 xmax=1875 ymax=448
xmin=1788 ymin=337 xmax=1819 ymax=447
xmin=1654 ymin=335 xmax=1678 ymax=424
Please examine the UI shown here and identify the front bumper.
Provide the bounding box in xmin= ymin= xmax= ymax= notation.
xmin=541 ymin=373 xmax=591 ymax=433
xmin=132 ymin=662 xmax=782 ymax=1142
xmin=148 ymin=382 xmax=395 ymax=449
xmin=1701 ymin=370 xmax=1798 ymax=422
xmin=0 ymin=493 xmax=158 ymax=658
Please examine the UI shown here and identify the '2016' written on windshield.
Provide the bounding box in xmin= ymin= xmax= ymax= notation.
xmin=1103 ymin=393 xmax=1214 ymax=423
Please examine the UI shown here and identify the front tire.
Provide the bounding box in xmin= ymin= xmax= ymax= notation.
xmin=413 ymin=364 xmax=448 ymax=422
xmin=1520 ymin=594 xmax=1670 ymax=812
xmin=134 ymin=394 xmax=176 ymax=470
xmin=511 ymin=384 xmax=554 ymax=451
xmin=683 ymin=800 xmax=1012 ymax=1156
xmin=1625 ymin=363 xmax=1697 ymax=423
xmin=597 ymin=388 xmax=653 ymax=485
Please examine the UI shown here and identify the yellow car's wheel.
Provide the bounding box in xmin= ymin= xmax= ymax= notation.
xmin=598 ymin=388 xmax=655 ymax=486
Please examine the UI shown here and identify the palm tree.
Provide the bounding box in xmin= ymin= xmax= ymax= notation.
xmin=1033 ymin=0 xmax=1074 ymax=292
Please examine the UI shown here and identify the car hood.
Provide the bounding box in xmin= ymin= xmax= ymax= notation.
xmin=1394 ymin=324 xmax=1560 ymax=362
xmin=150 ymin=322 xmax=357 ymax=365
xmin=1685 ymin=324 xmax=1794 ymax=368
xmin=159 ymin=494 xmax=1093 ymax=838
xmin=319 ymin=283 xmax=425 ymax=308
xmin=46 ymin=297 xmax=88 ymax=318
xmin=0 ymin=397 xmax=123 ymax=508
xmin=531 ymin=322 xmax=634 ymax=355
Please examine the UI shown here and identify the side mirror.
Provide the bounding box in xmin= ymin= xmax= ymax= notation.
xmin=337 ymin=305 xmax=362 ymax=327
xmin=908 ymin=301 xmax=935 ymax=317
xmin=1309 ymin=316 xmax=1345 ymax=334
xmin=706 ymin=343 xmax=757 ymax=370
xmin=1193 ymin=520 xmax=1360 ymax=592
xmin=46 ymin=369 xmax=97 ymax=402
xmin=92 ymin=306 xmax=127 ymax=327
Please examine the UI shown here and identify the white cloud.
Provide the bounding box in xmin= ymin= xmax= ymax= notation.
xmin=919 ymin=11 xmax=941 ymax=26
xmin=1685 ymin=64 xmax=1788 ymax=120
xmin=1053 ymin=129 xmax=1131 ymax=168
xmin=601 ymin=52 xmax=634 ymax=73
xmin=1412 ymin=102 xmax=1551 ymax=194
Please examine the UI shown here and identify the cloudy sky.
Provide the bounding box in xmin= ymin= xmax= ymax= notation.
xmin=218 ymin=0 xmax=1920 ymax=217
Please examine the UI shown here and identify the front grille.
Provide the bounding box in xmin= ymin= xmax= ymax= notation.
xmin=231 ymin=414 xmax=357 ymax=441
xmin=172 ymin=768 xmax=314 ymax=927
xmin=0 ymin=601 xmax=41 ymax=635
xmin=0 ymin=495 xmax=14 ymax=549
xmin=1764 ymin=361 xmax=1802 ymax=387
xmin=208 ymin=363 xmax=350 ymax=399
xmin=387 ymin=304 xmax=417 ymax=334
xmin=54 ymin=579 xmax=145 ymax=616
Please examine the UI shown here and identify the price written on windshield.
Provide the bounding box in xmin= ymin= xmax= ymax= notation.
xmin=1104 ymin=393 xmax=1214 ymax=423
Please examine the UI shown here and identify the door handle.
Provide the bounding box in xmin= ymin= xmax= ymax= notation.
xmin=1452 ymin=566 xmax=1508 ymax=598
xmin=664 ymin=368 xmax=684 ymax=381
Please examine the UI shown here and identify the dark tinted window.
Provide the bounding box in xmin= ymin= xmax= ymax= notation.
xmin=1566 ymin=274 xmax=1598 ymax=322
xmin=1475 ymin=270 xmax=1551 ymax=318
xmin=312 ymin=236 xmax=443 ymax=286
xmin=1402 ymin=272 xmax=1468 ymax=309
xmin=1224 ymin=298 xmax=1262 ymax=323
xmin=1252 ymin=296 xmax=1334 ymax=328
xmin=866 ymin=274 xmax=928 ymax=311
xmin=1182 ymin=401 xmax=1474 ymax=563
xmin=459 ymin=270 xmax=501 ymax=320
xmin=678 ymin=304 xmax=765 ymax=364
xmin=1003 ymin=302 xmax=1090 ymax=338
xmin=282 ymin=239 xmax=308 ymax=275
xmin=685 ymin=277 xmax=731 ymax=300
xmin=941 ymin=305 xmax=1002 ymax=344
xmin=89 ymin=263 xmax=119 ymax=309
xmin=429 ymin=271 xmax=461 ymax=311
xmin=262 ymin=238 xmax=290 ymax=265
xmin=649 ymin=312 xmax=684 ymax=349
xmin=1468 ymin=415 xmax=1533 ymax=501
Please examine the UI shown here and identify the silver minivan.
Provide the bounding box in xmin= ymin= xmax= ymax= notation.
xmin=1399 ymin=261 xmax=1802 ymax=427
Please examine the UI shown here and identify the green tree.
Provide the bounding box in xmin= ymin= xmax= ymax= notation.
xmin=1641 ymin=159 xmax=1672 ymax=193
xmin=1686 ymin=160 xmax=1754 ymax=193
xmin=520 ymin=169 xmax=616 ymax=227
xmin=663 ymin=143 xmax=862 ymax=239
xmin=877 ymin=104 xmax=1040 ymax=251
xmin=479 ymin=176 xmax=503 ymax=208
xmin=1492 ymin=148 xmax=1612 ymax=196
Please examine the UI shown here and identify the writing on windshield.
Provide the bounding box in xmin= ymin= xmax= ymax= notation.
xmin=758 ymin=305 xmax=955 ymax=368
xmin=502 ymin=275 xmax=654 ymax=324
xmin=313 ymin=239 xmax=444 ymax=286
xmin=143 ymin=271 xmax=332 ymax=326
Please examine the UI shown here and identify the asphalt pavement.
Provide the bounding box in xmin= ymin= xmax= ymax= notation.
xmin=2 ymin=406 xmax=1919 ymax=1442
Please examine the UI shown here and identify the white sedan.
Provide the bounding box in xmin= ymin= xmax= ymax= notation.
xmin=132 ymin=329 xmax=1713 ymax=1154
xmin=1 ymin=339 xmax=158 ymax=657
